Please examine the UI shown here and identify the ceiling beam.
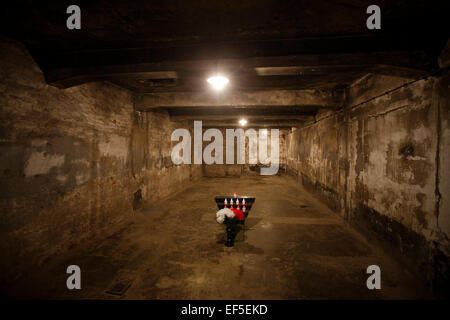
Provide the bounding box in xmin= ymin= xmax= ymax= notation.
xmin=167 ymin=106 xmax=316 ymax=116
xmin=170 ymin=114 xmax=313 ymax=121
xmin=167 ymin=105 xmax=316 ymax=122
xmin=33 ymin=34 xmax=437 ymax=69
xmin=40 ymin=48 xmax=435 ymax=88
xmin=200 ymin=119 xmax=304 ymax=128
xmin=136 ymin=89 xmax=343 ymax=110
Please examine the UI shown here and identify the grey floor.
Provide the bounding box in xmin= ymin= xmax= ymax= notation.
xmin=5 ymin=175 xmax=432 ymax=299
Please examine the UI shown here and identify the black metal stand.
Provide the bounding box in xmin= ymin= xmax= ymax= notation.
xmin=215 ymin=196 xmax=255 ymax=247
xmin=224 ymin=218 xmax=244 ymax=247
xmin=225 ymin=224 xmax=235 ymax=247
xmin=224 ymin=219 xmax=239 ymax=247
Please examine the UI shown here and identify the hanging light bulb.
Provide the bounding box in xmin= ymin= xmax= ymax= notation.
xmin=239 ymin=119 xmax=247 ymax=126
xmin=207 ymin=75 xmax=229 ymax=90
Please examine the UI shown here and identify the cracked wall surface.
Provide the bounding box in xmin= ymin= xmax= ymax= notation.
xmin=286 ymin=72 xmax=450 ymax=295
xmin=0 ymin=39 xmax=201 ymax=282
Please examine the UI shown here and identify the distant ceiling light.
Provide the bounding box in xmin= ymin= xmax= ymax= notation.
xmin=207 ymin=75 xmax=229 ymax=90
xmin=261 ymin=129 xmax=268 ymax=135
xmin=239 ymin=119 xmax=247 ymax=126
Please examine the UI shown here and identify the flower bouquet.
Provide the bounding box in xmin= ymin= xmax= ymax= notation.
xmin=216 ymin=207 xmax=245 ymax=247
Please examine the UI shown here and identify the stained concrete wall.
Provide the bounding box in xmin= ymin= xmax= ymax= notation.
xmin=144 ymin=111 xmax=202 ymax=201
xmin=286 ymin=72 xmax=450 ymax=294
xmin=0 ymin=39 xmax=200 ymax=281
xmin=203 ymin=128 xmax=289 ymax=177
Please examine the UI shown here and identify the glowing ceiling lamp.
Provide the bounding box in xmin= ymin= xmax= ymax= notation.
xmin=207 ymin=75 xmax=229 ymax=90
xmin=239 ymin=119 xmax=247 ymax=126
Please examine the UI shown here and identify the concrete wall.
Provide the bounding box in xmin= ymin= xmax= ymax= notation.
xmin=203 ymin=128 xmax=289 ymax=177
xmin=143 ymin=111 xmax=202 ymax=201
xmin=0 ymin=39 xmax=200 ymax=281
xmin=286 ymin=73 xmax=450 ymax=294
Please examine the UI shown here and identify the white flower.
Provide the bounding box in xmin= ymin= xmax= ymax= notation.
xmin=216 ymin=208 xmax=235 ymax=224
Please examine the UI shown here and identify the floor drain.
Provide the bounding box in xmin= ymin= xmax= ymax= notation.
xmin=105 ymin=280 xmax=133 ymax=296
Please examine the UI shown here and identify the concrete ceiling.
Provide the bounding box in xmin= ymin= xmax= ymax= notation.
xmin=2 ymin=0 xmax=449 ymax=127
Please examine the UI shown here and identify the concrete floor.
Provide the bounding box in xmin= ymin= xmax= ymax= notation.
xmin=5 ymin=175 xmax=432 ymax=299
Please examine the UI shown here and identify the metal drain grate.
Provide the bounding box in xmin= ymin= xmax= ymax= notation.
xmin=105 ymin=280 xmax=133 ymax=296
